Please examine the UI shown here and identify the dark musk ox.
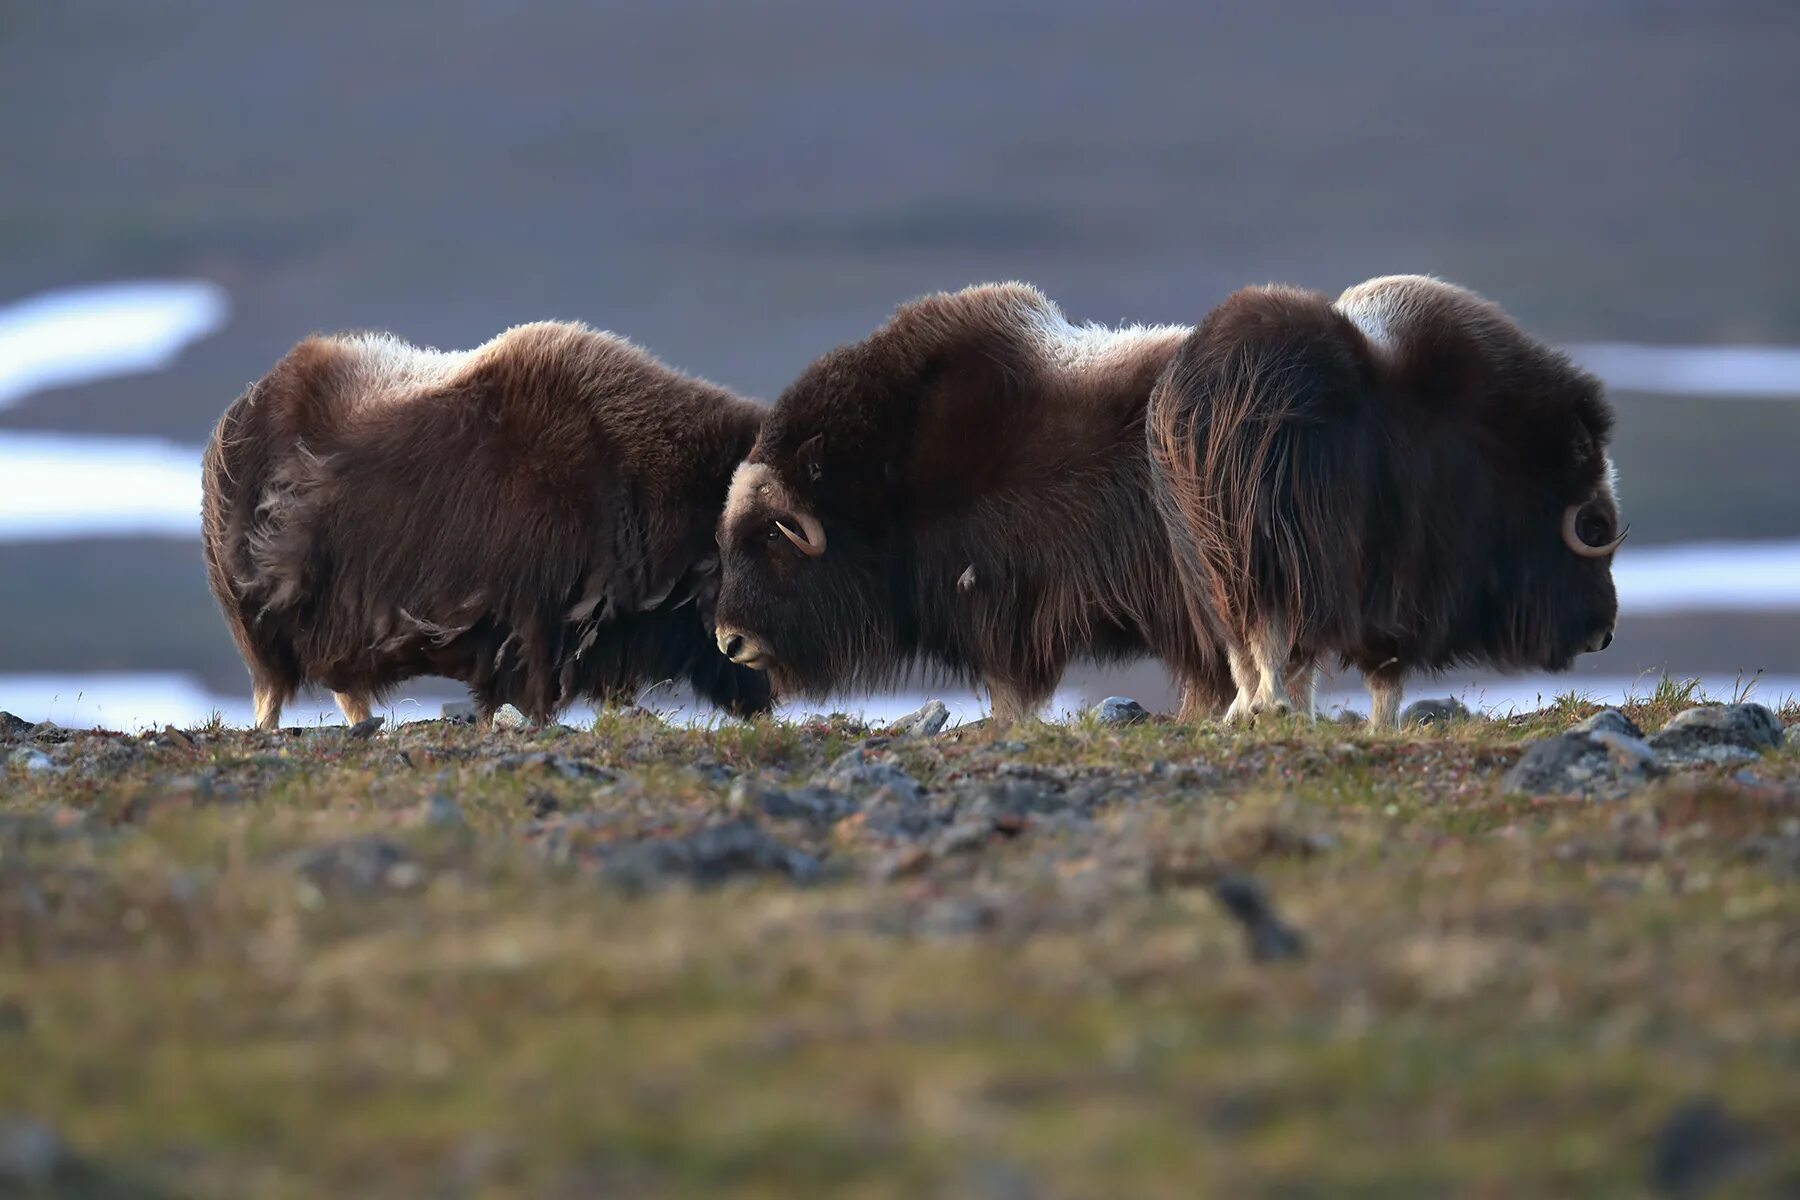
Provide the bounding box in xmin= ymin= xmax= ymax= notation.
xmin=711 ymin=283 xmax=1234 ymax=720
xmin=202 ymin=321 xmax=771 ymax=730
xmin=1147 ymin=274 xmax=1625 ymax=726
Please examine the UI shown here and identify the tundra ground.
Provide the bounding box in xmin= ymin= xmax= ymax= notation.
xmin=2 ymin=687 xmax=1797 ymax=1198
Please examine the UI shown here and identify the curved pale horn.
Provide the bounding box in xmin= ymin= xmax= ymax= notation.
xmin=775 ymin=511 xmax=826 ymax=557
xmin=1562 ymin=505 xmax=1627 ymax=558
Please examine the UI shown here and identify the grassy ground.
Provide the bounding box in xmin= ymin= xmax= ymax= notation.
xmin=3 ymin=688 xmax=1798 ymax=1198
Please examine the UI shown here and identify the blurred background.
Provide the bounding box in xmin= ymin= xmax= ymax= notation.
xmin=2 ymin=0 xmax=1797 ymax=728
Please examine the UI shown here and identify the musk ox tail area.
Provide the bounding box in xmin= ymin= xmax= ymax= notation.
xmin=1146 ymin=286 xmax=1384 ymax=683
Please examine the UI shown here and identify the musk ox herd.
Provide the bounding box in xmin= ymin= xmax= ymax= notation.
xmin=203 ymin=275 xmax=1624 ymax=731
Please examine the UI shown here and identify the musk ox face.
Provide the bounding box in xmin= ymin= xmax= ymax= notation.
xmin=712 ymin=439 xmax=902 ymax=696
xmin=1472 ymin=374 xmax=1625 ymax=672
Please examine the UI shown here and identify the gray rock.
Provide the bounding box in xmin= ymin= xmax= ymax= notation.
xmin=728 ymin=778 xmax=854 ymax=823
xmin=1649 ymin=703 xmax=1783 ymax=764
xmin=491 ymin=704 xmax=531 ymax=731
xmin=8 ymin=748 xmax=57 ymax=775
xmin=0 ymin=1116 xmax=69 ymax=1186
xmin=441 ymin=700 xmax=478 ymax=724
xmin=296 ymin=837 xmax=419 ymax=894
xmin=346 ymin=715 xmax=385 ymax=740
xmin=1648 ymin=1098 xmax=1760 ymax=1198
xmin=1094 ymin=696 xmax=1151 ymax=726
xmin=1787 ymin=724 xmax=1800 ymax=750
xmin=1571 ymin=707 xmax=1646 ymax=739
xmin=423 ymin=794 xmax=464 ymax=829
xmin=0 ymin=711 xmax=31 ymax=741
xmin=1213 ymin=875 xmax=1306 ymax=962
xmin=28 ymin=721 xmax=68 ymax=744
xmin=815 ymin=747 xmax=921 ymax=803
xmin=481 ymin=751 xmax=610 ymax=782
xmin=1401 ymin=697 xmax=1471 ymax=727
xmin=1503 ymin=729 xmax=1663 ymax=799
xmin=892 ymin=698 xmax=950 ymax=739
xmin=597 ymin=821 xmax=820 ymax=891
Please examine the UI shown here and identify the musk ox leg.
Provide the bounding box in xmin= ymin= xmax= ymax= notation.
xmin=1366 ymin=667 xmax=1405 ymax=728
xmin=986 ymin=678 xmax=1048 ymax=725
xmin=1284 ymin=657 xmax=1318 ymax=719
xmin=252 ymin=682 xmax=287 ymax=732
xmin=1224 ymin=623 xmax=1295 ymax=725
xmin=333 ymin=690 xmax=373 ymax=725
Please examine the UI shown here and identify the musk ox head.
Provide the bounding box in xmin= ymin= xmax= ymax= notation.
xmin=712 ymin=400 xmax=908 ymax=694
xmin=1337 ymin=275 xmax=1625 ymax=671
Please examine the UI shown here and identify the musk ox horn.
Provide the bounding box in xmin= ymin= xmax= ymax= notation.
xmin=775 ymin=511 xmax=826 ymax=557
xmin=1562 ymin=504 xmax=1627 ymax=558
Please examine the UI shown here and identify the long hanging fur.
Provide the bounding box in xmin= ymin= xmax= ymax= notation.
xmin=201 ymin=321 xmax=770 ymax=729
xmin=713 ymin=282 xmax=1235 ymax=719
xmin=1146 ymin=275 xmax=1622 ymax=724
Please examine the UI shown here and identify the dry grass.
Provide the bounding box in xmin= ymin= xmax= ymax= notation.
xmin=1 ymin=692 xmax=1797 ymax=1198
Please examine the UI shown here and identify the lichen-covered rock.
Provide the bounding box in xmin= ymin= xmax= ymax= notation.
xmin=1503 ymin=729 xmax=1663 ymax=799
xmin=596 ymin=821 xmax=820 ymax=891
xmin=1648 ymin=703 xmax=1782 ymax=764
xmin=814 ymin=747 xmax=921 ymax=803
xmin=891 ymin=699 xmax=950 ymax=739
xmin=490 ymin=704 xmax=531 ymax=731
xmin=1570 ymin=707 xmax=1645 ymax=740
xmin=0 ymin=711 xmax=32 ymax=741
xmin=1401 ymin=697 xmax=1471 ymax=727
xmin=8 ymin=747 xmax=58 ymax=775
xmin=1093 ymin=696 xmax=1150 ymax=726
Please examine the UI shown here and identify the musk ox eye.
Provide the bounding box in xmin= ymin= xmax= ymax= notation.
xmin=1578 ymin=508 xmax=1611 ymax=547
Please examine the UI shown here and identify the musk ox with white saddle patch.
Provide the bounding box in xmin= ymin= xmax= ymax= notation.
xmin=202 ymin=321 xmax=771 ymax=729
xmin=710 ymin=282 xmax=1235 ymax=720
xmin=1148 ymin=274 xmax=1625 ymax=726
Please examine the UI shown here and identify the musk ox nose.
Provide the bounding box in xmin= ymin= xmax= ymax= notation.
xmin=1599 ymin=629 xmax=1613 ymax=651
xmin=1585 ymin=626 xmax=1615 ymax=654
xmin=715 ymin=625 xmax=768 ymax=667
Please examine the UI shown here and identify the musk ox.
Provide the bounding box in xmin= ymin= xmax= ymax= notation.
xmin=711 ymin=283 xmax=1234 ymax=721
xmin=1147 ymin=274 xmax=1625 ymax=726
xmin=202 ymin=321 xmax=772 ymax=730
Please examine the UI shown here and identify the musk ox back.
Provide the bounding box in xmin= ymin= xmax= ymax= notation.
xmin=1147 ymin=275 xmax=1624 ymax=726
xmin=202 ymin=321 xmax=771 ymax=729
xmin=711 ymin=282 xmax=1233 ymax=720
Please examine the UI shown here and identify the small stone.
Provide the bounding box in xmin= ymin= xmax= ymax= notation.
xmin=346 ymin=715 xmax=385 ymax=740
xmin=1647 ymin=1098 xmax=1758 ymax=1197
xmin=1571 ymin=707 xmax=1645 ymax=739
xmin=296 ymin=837 xmax=417 ymax=894
xmin=491 ymin=704 xmax=530 ymax=731
xmin=1401 ymin=697 xmax=1471 ymax=727
xmin=0 ymin=712 xmax=32 ymax=740
xmin=1212 ymin=875 xmax=1305 ymax=962
xmin=423 ymin=794 xmax=463 ymax=829
xmin=597 ymin=821 xmax=820 ymax=891
xmin=0 ymin=1117 xmax=70 ymax=1185
xmin=1094 ymin=696 xmax=1151 ymax=726
xmin=441 ymin=700 xmax=478 ymax=724
xmin=1334 ymin=711 xmax=1367 ymax=727
xmin=1649 ymin=703 xmax=1783 ymax=764
xmin=815 ymin=748 xmax=921 ymax=803
xmin=1786 ymin=724 xmax=1800 ymax=750
xmin=29 ymin=722 xmax=68 ymax=744
xmin=8 ymin=748 xmax=56 ymax=775
xmin=160 ymin=724 xmax=196 ymax=748
xmin=874 ymin=845 xmax=933 ymax=880
xmin=892 ymin=699 xmax=950 ymax=739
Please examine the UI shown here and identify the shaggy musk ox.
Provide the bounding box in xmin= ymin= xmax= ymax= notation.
xmin=202 ymin=322 xmax=771 ymax=729
xmin=1148 ymin=275 xmax=1625 ymax=726
xmin=711 ymin=283 xmax=1234 ymax=720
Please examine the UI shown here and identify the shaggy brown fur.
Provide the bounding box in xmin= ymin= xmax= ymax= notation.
xmin=202 ymin=322 xmax=771 ymax=729
xmin=712 ymin=283 xmax=1234 ymax=720
xmin=1147 ymin=275 xmax=1623 ymax=725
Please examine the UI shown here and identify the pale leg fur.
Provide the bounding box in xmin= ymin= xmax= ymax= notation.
xmin=252 ymin=685 xmax=283 ymax=733
xmin=1225 ymin=621 xmax=1295 ymax=725
xmin=334 ymin=691 xmax=373 ymax=725
xmin=986 ymin=678 xmax=1045 ymax=725
xmin=1284 ymin=658 xmax=1318 ymax=719
xmin=1367 ymin=670 xmax=1405 ymax=729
